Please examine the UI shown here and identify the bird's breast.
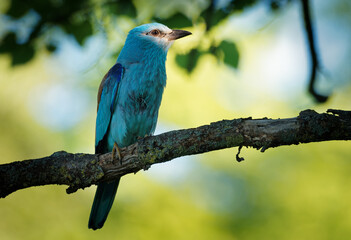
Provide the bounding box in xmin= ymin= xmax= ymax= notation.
xmin=108 ymin=62 xmax=166 ymax=148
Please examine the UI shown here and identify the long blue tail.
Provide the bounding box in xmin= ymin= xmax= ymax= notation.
xmin=88 ymin=178 xmax=120 ymax=230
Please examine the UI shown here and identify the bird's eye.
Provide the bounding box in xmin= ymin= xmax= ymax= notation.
xmin=150 ymin=29 xmax=160 ymax=36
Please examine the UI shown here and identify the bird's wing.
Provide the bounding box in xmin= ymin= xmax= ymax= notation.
xmin=95 ymin=63 xmax=124 ymax=153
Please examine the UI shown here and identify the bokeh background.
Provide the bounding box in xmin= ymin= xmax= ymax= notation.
xmin=1 ymin=0 xmax=351 ymax=239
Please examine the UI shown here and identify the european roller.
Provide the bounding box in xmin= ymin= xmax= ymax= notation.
xmin=89 ymin=23 xmax=191 ymax=230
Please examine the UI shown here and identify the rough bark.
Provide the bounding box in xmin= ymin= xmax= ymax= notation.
xmin=1 ymin=109 xmax=350 ymax=198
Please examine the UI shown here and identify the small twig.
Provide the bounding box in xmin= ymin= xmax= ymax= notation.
xmin=236 ymin=145 xmax=245 ymax=162
xmin=300 ymin=0 xmax=328 ymax=103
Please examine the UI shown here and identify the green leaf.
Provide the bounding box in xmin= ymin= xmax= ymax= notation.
xmin=11 ymin=44 xmax=35 ymax=66
xmin=6 ymin=0 xmax=29 ymax=18
xmin=45 ymin=43 xmax=57 ymax=52
xmin=154 ymin=13 xmax=192 ymax=29
xmin=200 ymin=7 xmax=228 ymax=31
xmin=0 ymin=33 xmax=17 ymax=53
xmin=175 ymin=49 xmax=201 ymax=73
xmin=175 ymin=54 xmax=188 ymax=70
xmin=217 ymin=40 xmax=240 ymax=69
xmin=229 ymin=0 xmax=259 ymax=12
xmin=105 ymin=0 xmax=137 ymax=18
xmin=0 ymin=34 xmax=36 ymax=66
xmin=63 ymin=20 xmax=93 ymax=45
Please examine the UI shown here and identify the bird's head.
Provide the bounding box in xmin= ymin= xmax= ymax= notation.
xmin=117 ymin=23 xmax=191 ymax=64
xmin=128 ymin=23 xmax=191 ymax=51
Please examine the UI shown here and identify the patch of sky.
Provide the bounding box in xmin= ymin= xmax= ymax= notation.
xmin=28 ymin=32 xmax=109 ymax=131
xmin=28 ymin=82 xmax=91 ymax=131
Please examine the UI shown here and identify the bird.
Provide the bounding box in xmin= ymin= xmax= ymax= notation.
xmin=88 ymin=23 xmax=191 ymax=230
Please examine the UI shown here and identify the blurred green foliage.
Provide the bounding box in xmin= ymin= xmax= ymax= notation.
xmin=154 ymin=13 xmax=193 ymax=29
xmin=1 ymin=0 xmax=351 ymax=239
xmin=0 ymin=0 xmax=289 ymax=68
xmin=0 ymin=32 xmax=34 ymax=65
xmin=215 ymin=40 xmax=240 ymax=69
xmin=176 ymin=48 xmax=202 ymax=73
xmin=2 ymin=0 xmax=91 ymax=65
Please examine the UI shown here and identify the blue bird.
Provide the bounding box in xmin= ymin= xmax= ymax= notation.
xmin=89 ymin=23 xmax=191 ymax=230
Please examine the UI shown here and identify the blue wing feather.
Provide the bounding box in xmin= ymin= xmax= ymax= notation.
xmin=109 ymin=64 xmax=124 ymax=113
xmin=90 ymin=63 xmax=124 ymax=229
xmin=95 ymin=63 xmax=124 ymax=151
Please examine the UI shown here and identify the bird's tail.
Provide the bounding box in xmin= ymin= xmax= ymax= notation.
xmin=88 ymin=178 xmax=120 ymax=230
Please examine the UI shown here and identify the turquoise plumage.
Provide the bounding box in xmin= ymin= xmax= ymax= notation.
xmin=89 ymin=23 xmax=191 ymax=230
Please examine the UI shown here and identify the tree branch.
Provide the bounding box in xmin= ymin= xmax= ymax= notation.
xmin=1 ymin=109 xmax=350 ymax=198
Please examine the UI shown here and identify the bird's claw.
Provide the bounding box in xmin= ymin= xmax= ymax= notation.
xmin=112 ymin=142 xmax=122 ymax=164
xmin=137 ymin=134 xmax=149 ymax=140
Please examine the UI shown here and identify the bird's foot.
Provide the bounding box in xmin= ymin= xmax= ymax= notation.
xmin=137 ymin=134 xmax=150 ymax=140
xmin=112 ymin=142 xmax=122 ymax=165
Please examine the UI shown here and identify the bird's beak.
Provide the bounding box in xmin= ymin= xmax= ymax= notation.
xmin=168 ymin=30 xmax=192 ymax=41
